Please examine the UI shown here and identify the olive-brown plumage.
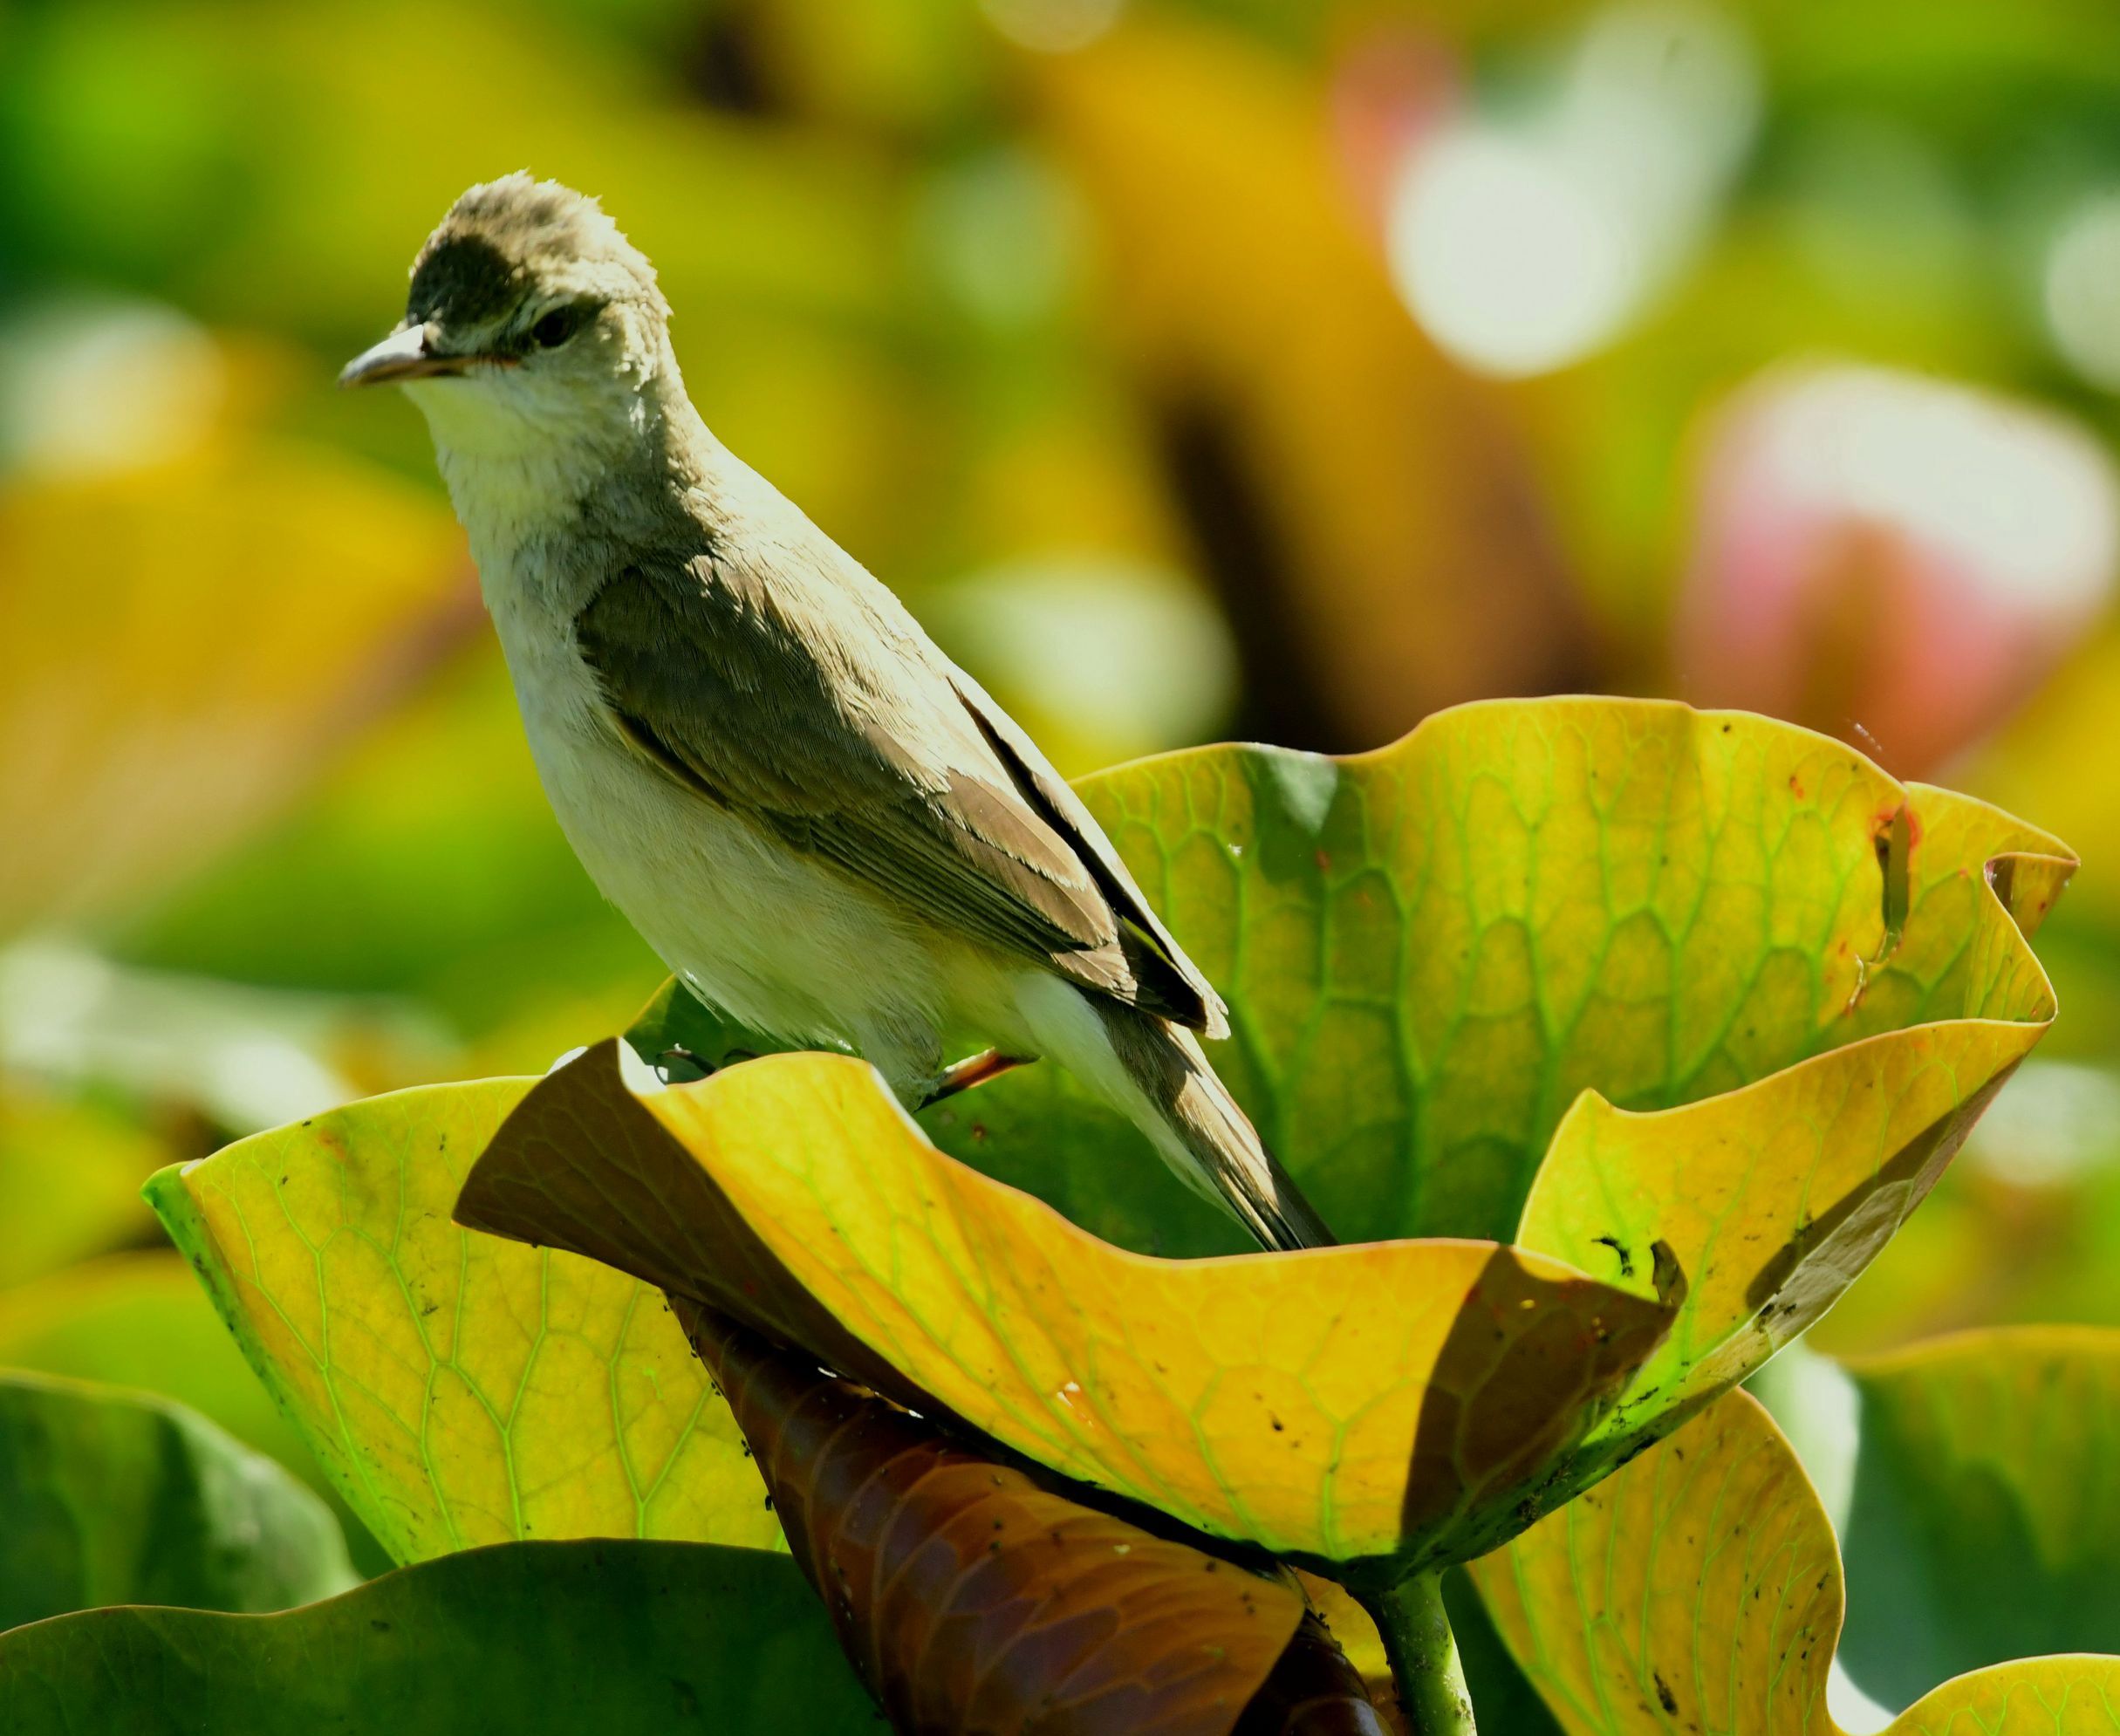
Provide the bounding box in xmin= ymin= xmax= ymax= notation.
xmin=343 ymin=173 xmax=1332 ymax=1252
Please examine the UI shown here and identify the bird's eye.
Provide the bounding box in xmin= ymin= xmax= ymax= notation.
xmin=530 ymin=305 xmax=586 ymax=349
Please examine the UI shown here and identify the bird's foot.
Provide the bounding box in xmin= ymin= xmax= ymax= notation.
xmin=652 ymin=1044 xmax=757 ymax=1085
xmin=920 ymin=1049 xmax=1034 ymax=1107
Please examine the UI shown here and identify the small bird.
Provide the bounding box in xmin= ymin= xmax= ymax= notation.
xmin=342 ymin=174 xmax=1331 ymax=1253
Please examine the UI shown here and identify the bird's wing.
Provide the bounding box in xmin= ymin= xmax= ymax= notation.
xmin=575 ymin=550 xmax=1225 ymax=1032
xmin=943 ymin=666 xmax=1228 ymax=1039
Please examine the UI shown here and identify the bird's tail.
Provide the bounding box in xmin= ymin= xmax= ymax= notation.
xmin=1093 ymin=1004 xmax=1336 ymax=1253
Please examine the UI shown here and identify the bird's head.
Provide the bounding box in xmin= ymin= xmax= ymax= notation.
xmin=340 ymin=174 xmax=674 ymax=461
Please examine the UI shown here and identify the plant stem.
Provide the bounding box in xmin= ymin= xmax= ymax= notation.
xmin=1359 ymin=1572 xmax=1476 ymax=1736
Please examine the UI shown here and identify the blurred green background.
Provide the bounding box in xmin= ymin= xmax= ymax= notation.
xmin=3 ymin=0 xmax=2120 ymax=1684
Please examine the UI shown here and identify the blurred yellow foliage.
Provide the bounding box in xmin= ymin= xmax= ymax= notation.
xmin=1036 ymin=17 xmax=1587 ymax=750
xmin=0 ymin=432 xmax=469 ymax=933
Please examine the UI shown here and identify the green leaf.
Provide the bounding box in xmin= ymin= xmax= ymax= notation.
xmin=1468 ymin=1384 xmax=2120 ymax=1736
xmin=1516 ymin=777 xmax=2069 ymax=1493
xmin=1891 ymin=1662 xmax=2120 ymax=1736
xmin=143 ymin=1076 xmax=781 ymax=1567
xmin=0 ymin=1370 xmax=352 ymax=1629
xmin=0 ymin=1538 xmax=874 ymax=1736
xmin=0 ymin=1249 xmax=390 ymax=1575
xmin=1070 ymin=706 xmax=2061 ymax=1238
xmin=636 ymin=701 xmax=2066 ymax=1268
xmin=624 ymin=976 xmax=768 ymax=1079
xmin=1801 ymin=1059 xmax=2120 ymax=1356
xmin=1836 ymin=1326 xmax=2120 ymax=1709
xmin=1299 ymin=1567 xmax=1566 ymax=1736
xmin=457 ymin=1040 xmax=1671 ymax=1575
xmin=636 ymin=700 xmax=2069 ymax=1508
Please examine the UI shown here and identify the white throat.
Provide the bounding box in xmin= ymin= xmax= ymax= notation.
xmin=408 ymin=357 xmax=674 ymax=632
xmin=417 ymin=377 xmax=620 ymax=530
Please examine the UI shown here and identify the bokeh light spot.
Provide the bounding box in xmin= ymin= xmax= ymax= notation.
xmin=978 ymin=0 xmax=1125 ymax=55
xmin=2044 ymin=193 xmax=2120 ymax=393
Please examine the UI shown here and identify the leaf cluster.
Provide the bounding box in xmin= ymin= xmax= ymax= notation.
xmin=0 ymin=699 xmax=2108 ymax=1732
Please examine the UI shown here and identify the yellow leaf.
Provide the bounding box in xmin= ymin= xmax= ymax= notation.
xmin=456 ymin=1040 xmax=1670 ymax=1573
xmin=145 ymin=1077 xmax=780 ymax=1565
xmin=1517 ymin=773 xmax=2069 ymax=1483
xmin=622 ymin=698 xmax=2072 ymax=1534
xmin=1471 ymin=1385 xmax=2120 ymax=1736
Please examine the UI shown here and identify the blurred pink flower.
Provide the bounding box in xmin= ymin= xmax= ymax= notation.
xmin=1678 ymin=362 xmax=2120 ymax=776
xmin=1327 ymin=24 xmax=1460 ymax=238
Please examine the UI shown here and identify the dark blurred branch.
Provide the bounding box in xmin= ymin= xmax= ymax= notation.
xmin=1163 ymin=394 xmax=1343 ymax=751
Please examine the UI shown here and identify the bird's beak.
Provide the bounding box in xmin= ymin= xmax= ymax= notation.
xmin=339 ymin=325 xmax=462 ymax=388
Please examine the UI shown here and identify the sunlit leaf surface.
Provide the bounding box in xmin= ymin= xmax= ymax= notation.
xmin=459 ymin=1040 xmax=1669 ymax=1575
xmin=927 ymin=703 xmax=2066 ymax=1471
xmin=0 ymin=1370 xmax=352 ymax=1629
xmin=955 ymin=702 xmax=2067 ymax=1247
xmin=145 ymin=1077 xmax=781 ymax=1566
xmin=1469 ymin=1385 xmax=2120 ymax=1736
xmin=0 ymin=1539 xmax=873 ymax=1736
xmin=620 ymin=698 xmax=2067 ymax=1556
xmin=1518 ymin=777 xmax=2069 ymax=1487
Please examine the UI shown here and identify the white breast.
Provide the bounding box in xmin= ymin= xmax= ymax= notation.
xmin=477 ymin=535 xmax=954 ymax=1090
xmin=415 ymin=380 xmax=991 ymax=1093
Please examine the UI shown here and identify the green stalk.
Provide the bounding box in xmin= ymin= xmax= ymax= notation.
xmin=1358 ymin=1572 xmax=1476 ymax=1736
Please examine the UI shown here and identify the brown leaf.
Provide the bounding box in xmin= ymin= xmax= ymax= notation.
xmin=454 ymin=1038 xmax=918 ymax=1410
xmin=1232 ymin=1613 xmax=1393 ymax=1736
xmin=682 ymin=1302 xmax=1312 ymax=1735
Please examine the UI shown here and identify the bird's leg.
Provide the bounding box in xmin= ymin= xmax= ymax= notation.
xmin=920 ymin=1048 xmax=1035 ymax=1107
xmin=652 ymin=1045 xmax=757 ymax=1085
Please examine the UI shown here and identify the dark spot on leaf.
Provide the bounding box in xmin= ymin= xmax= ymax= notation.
xmin=1651 ymin=1240 xmax=1688 ymax=1309
xmin=1654 ymin=1672 xmax=1678 ymax=1714
xmin=1592 ymin=1235 xmax=1634 ymax=1279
